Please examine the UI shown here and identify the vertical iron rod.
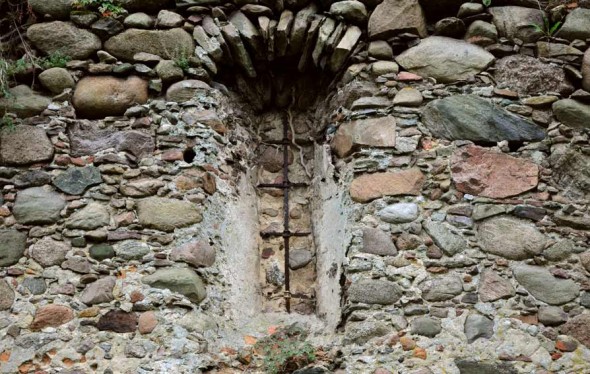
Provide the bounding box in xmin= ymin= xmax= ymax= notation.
xmin=282 ymin=115 xmax=291 ymax=313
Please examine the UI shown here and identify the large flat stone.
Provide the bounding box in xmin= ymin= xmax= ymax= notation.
xmin=166 ymin=80 xmax=211 ymax=103
xmin=73 ymin=76 xmax=148 ymax=119
xmin=30 ymin=305 xmax=74 ymax=330
xmin=29 ymin=0 xmax=72 ymax=19
xmin=13 ymin=187 xmax=66 ymax=225
xmin=451 ymin=145 xmax=539 ymax=198
xmin=494 ymin=55 xmax=574 ymax=96
xmin=0 ymin=125 xmax=53 ymax=166
xmin=378 ymin=203 xmax=419 ymax=224
xmin=348 ymin=279 xmax=402 ymax=305
xmin=420 ymin=274 xmax=463 ymax=301
xmin=455 ymin=359 xmax=517 ymax=374
xmin=421 ymin=95 xmax=546 ymax=142
xmin=488 ymin=6 xmax=544 ymax=42
xmin=0 ymin=229 xmax=27 ymax=267
xmin=27 ymin=21 xmax=101 ymax=59
xmin=331 ymin=116 xmax=396 ymax=158
xmin=137 ymin=197 xmax=202 ymax=232
xmin=478 ymin=216 xmax=546 ymax=260
xmin=350 ymin=168 xmax=425 ymax=203
xmin=97 ymin=310 xmax=137 ymax=333
xmin=552 ymin=99 xmax=590 ymax=131
xmin=170 ymin=240 xmax=216 ymax=267
xmin=557 ymin=8 xmax=590 ymax=41
xmin=104 ymin=28 xmax=194 ymax=61
xmin=66 ymin=202 xmax=110 ymax=230
xmin=512 ymin=264 xmax=579 ymax=305
xmin=551 ymin=148 xmax=590 ymax=200
xmin=369 ymin=0 xmax=427 ymax=39
xmin=53 ymin=166 xmax=102 ymax=195
xmin=396 ymin=37 xmax=494 ymax=83
xmin=143 ymin=267 xmax=206 ymax=303
xmin=0 ymin=85 xmax=51 ymax=118
xmin=29 ymin=237 xmax=70 ymax=267
xmin=68 ymin=122 xmax=154 ymax=160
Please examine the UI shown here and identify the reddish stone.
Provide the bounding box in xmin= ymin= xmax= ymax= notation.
xmin=397 ymin=72 xmax=423 ymax=81
xmin=170 ymin=240 xmax=216 ymax=268
xmin=175 ymin=175 xmax=201 ymax=191
xmin=138 ymin=311 xmax=157 ymax=334
xmin=400 ymin=336 xmax=416 ymax=350
xmin=516 ymin=314 xmax=538 ymax=325
xmin=161 ymin=149 xmax=184 ymax=162
xmin=374 ymin=369 xmax=392 ymax=374
xmin=556 ymin=338 xmax=578 ymax=352
xmin=494 ymin=87 xmax=519 ymax=99
xmin=30 ymin=305 xmax=74 ymax=330
xmin=115 ymin=212 xmax=135 ymax=227
xmin=561 ymin=313 xmax=590 ymax=348
xmin=54 ymin=155 xmax=71 ymax=166
xmin=70 ymin=157 xmax=90 ymax=166
xmin=97 ymin=310 xmax=137 ymax=333
xmin=331 ymin=116 xmax=397 ymax=158
xmin=202 ymin=172 xmax=216 ymax=195
xmin=132 ymin=117 xmax=151 ymax=128
xmin=0 ymin=207 xmax=10 ymax=217
xmin=261 ymin=248 xmax=275 ymax=259
xmin=350 ymin=168 xmax=425 ymax=203
xmin=130 ymin=290 xmax=144 ymax=303
xmin=551 ymin=352 xmax=563 ymax=360
xmin=413 ymin=347 xmax=427 ymax=359
xmin=451 ymin=145 xmax=539 ymax=198
xmin=478 ymin=270 xmax=515 ymax=302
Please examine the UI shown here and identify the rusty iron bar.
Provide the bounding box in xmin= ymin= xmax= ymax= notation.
xmin=256 ymin=115 xmax=311 ymax=313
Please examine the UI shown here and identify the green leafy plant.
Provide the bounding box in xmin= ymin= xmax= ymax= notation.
xmin=0 ymin=114 xmax=16 ymax=133
xmin=254 ymin=325 xmax=317 ymax=374
xmin=529 ymin=0 xmax=563 ymax=38
xmin=0 ymin=52 xmax=71 ymax=98
xmin=174 ymin=55 xmax=191 ymax=72
xmin=39 ymin=52 xmax=70 ymax=69
xmin=530 ymin=16 xmax=562 ymax=37
xmin=72 ymin=0 xmax=126 ymax=17
xmin=482 ymin=0 xmax=492 ymax=7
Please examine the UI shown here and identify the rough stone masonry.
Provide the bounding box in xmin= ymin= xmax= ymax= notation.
xmin=1 ymin=0 xmax=590 ymax=373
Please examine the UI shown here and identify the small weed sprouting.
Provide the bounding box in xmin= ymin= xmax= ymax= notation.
xmin=529 ymin=0 xmax=563 ymax=38
xmin=174 ymin=56 xmax=191 ymax=73
xmin=254 ymin=325 xmax=317 ymax=374
xmin=530 ymin=16 xmax=562 ymax=38
xmin=0 ymin=114 xmax=16 ymax=133
xmin=39 ymin=52 xmax=70 ymax=69
xmin=482 ymin=0 xmax=492 ymax=7
xmin=72 ymin=0 xmax=126 ymax=17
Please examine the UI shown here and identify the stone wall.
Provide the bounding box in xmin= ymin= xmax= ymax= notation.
xmin=1 ymin=0 xmax=590 ymax=373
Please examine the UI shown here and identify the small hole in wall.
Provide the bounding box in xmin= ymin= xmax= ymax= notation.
xmin=183 ymin=148 xmax=196 ymax=163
